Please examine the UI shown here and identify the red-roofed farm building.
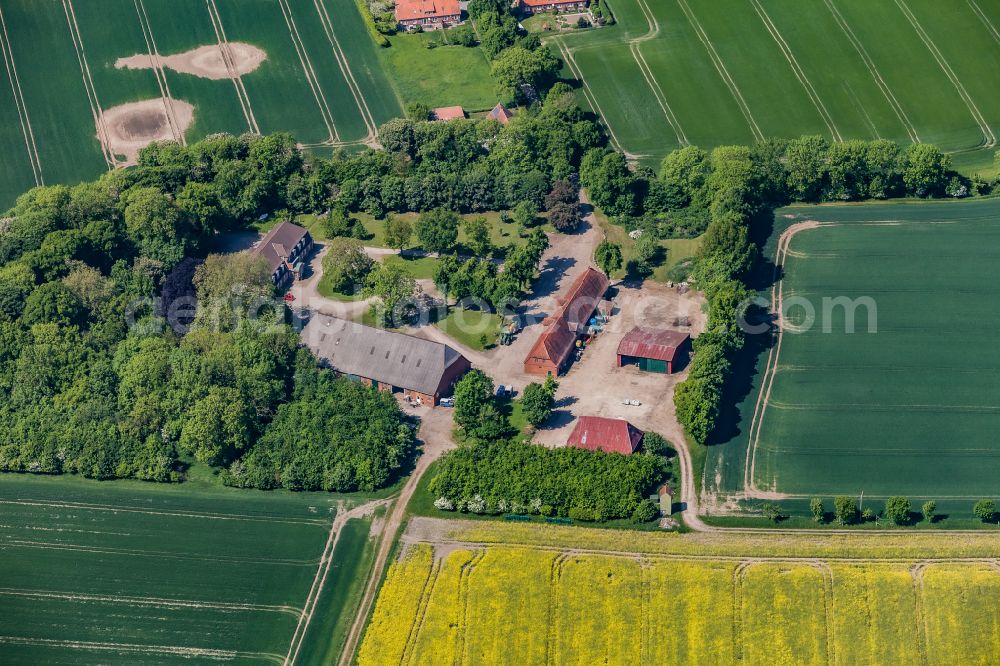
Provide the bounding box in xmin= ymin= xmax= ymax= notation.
xmin=566 ymin=416 xmax=643 ymax=455
xmin=524 ymin=267 xmax=609 ymax=375
xmin=617 ymin=327 xmax=691 ymax=374
xmin=396 ymin=0 xmax=461 ymax=29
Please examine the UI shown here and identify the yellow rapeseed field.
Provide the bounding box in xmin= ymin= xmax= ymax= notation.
xmin=358 ymin=523 xmax=1000 ymax=665
xmin=739 ymin=562 xmax=828 ymax=666
xmin=552 ymin=555 xmax=643 ymax=665
xmin=828 ymin=563 xmax=921 ymax=665
xmin=462 ymin=547 xmax=556 ymax=665
xmin=645 ymin=560 xmax=736 ymax=664
xmin=921 ymin=564 xmax=1000 ymax=666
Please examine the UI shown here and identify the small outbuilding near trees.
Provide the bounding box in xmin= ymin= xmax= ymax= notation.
xmin=617 ymin=327 xmax=691 ymax=374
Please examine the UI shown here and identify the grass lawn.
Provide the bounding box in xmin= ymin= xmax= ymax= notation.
xmin=318 ymin=275 xmax=366 ymax=302
xmin=434 ymin=308 xmax=502 ymax=351
xmin=383 ymin=254 xmax=441 ymax=279
xmin=593 ymin=207 xmax=701 ymax=281
xmin=379 ymin=32 xmax=496 ymax=111
xmin=521 ymin=12 xmax=561 ymax=32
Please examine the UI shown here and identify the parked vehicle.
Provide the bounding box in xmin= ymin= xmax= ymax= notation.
xmin=496 ymin=385 xmax=507 ymax=398
xmin=439 ymin=397 xmax=455 ymax=407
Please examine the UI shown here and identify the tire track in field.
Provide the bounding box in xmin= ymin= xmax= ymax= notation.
xmin=675 ymin=0 xmax=764 ymax=142
xmin=893 ymin=0 xmax=995 ymax=148
xmin=453 ymin=549 xmax=484 ymax=666
xmin=630 ymin=0 xmax=687 ymax=146
xmin=743 ymin=220 xmax=830 ymax=495
xmin=748 ymin=0 xmax=842 ymax=142
xmin=0 ymin=4 xmax=43 ymax=186
xmin=61 ymin=0 xmax=115 ymax=169
xmin=967 ymin=0 xmax=1000 ymax=45
xmin=2 ymin=538 xmax=320 ymax=566
xmin=555 ymin=38 xmax=626 ymax=154
xmin=272 ymin=0 xmax=338 ymax=143
xmin=0 ymin=498 xmax=328 ymax=525
xmin=822 ymin=0 xmax=919 ymax=144
xmin=909 ymin=563 xmax=930 ymax=666
xmin=283 ymin=499 xmax=389 ymax=666
xmin=0 ymin=588 xmax=301 ymax=616
xmin=131 ymin=0 xmax=185 ymax=144
xmin=311 ymin=0 xmax=379 ymax=144
xmin=0 ymin=636 xmax=280 ymax=662
xmin=204 ymin=0 xmax=259 ymax=134
xmin=398 ymin=556 xmax=442 ymax=665
xmin=808 ymin=560 xmax=836 ymax=666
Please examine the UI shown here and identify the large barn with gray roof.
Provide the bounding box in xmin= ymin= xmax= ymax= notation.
xmin=300 ymin=314 xmax=471 ymax=406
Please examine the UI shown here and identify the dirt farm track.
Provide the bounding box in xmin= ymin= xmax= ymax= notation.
xmin=0 ymin=0 xmax=403 ymax=209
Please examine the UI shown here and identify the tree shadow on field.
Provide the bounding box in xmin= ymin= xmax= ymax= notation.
xmin=707 ymin=305 xmax=776 ymax=446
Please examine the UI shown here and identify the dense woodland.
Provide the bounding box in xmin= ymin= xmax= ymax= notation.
xmin=0 ymin=83 xmax=605 ymax=486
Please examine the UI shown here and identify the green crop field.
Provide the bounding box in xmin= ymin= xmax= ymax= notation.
xmin=0 ymin=473 xmax=378 ymax=665
xmin=558 ymin=0 xmax=1000 ymax=174
xmin=0 ymin=0 xmax=403 ymax=211
xmin=706 ymin=197 xmax=1000 ymax=503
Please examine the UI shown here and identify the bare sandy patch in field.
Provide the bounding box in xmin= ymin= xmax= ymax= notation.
xmin=115 ymin=43 xmax=266 ymax=80
xmin=100 ymin=98 xmax=194 ymax=165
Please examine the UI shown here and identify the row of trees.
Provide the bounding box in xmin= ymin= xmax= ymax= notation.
xmin=806 ymin=497 xmax=999 ymax=526
xmin=583 ymin=138 xmax=980 ymax=246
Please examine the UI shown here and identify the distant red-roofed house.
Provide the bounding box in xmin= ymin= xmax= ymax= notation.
xmin=566 ymin=416 xmax=644 ymax=455
xmin=518 ymin=0 xmax=588 ymax=14
xmin=396 ymin=0 xmax=461 ymax=29
xmin=523 ymin=267 xmax=609 ymax=375
xmin=617 ymin=327 xmax=691 ymax=374
xmin=431 ymin=105 xmax=466 ymax=121
xmin=486 ymin=102 xmax=514 ymax=125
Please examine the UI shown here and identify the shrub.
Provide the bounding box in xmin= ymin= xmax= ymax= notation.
xmin=921 ymin=500 xmax=936 ymax=523
xmin=809 ymin=497 xmax=824 ymax=523
xmin=834 ymin=496 xmax=857 ymax=525
xmin=631 ymin=499 xmax=660 ymax=523
xmin=974 ymin=499 xmax=996 ymax=522
xmin=884 ymin=496 xmax=911 ymax=525
xmin=568 ymin=506 xmax=599 ymax=522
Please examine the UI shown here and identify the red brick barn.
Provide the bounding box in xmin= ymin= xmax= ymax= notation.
xmin=523 ymin=267 xmax=610 ymax=376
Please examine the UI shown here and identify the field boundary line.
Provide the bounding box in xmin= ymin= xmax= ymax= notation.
xmin=0 ymin=588 xmax=300 ymax=615
xmin=61 ymin=0 xmax=115 ymax=169
xmin=556 ymin=39 xmax=625 ymax=154
xmin=675 ymin=0 xmax=764 ymax=141
xmin=748 ymin=0 xmax=841 ymax=141
xmin=822 ymin=0 xmax=919 ymax=143
xmin=893 ymin=0 xmax=995 ymax=148
xmin=272 ymin=0 xmax=339 ymax=143
xmin=131 ymin=0 xmax=185 ymax=144
xmin=311 ymin=0 xmax=379 ymax=145
xmin=0 ymin=5 xmax=43 ymax=186
xmin=967 ymin=0 xmax=1000 ymax=45
xmin=284 ymin=499 xmax=389 ymax=666
xmin=203 ymin=0 xmax=259 ymax=134
xmin=0 ymin=498 xmax=327 ymax=525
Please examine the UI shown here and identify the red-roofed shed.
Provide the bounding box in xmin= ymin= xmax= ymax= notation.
xmin=566 ymin=416 xmax=644 ymax=455
xmin=431 ymin=106 xmax=466 ymax=121
xmin=524 ymin=267 xmax=609 ymax=375
xmin=617 ymin=327 xmax=690 ymax=374
xmin=486 ymin=103 xmax=514 ymax=125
